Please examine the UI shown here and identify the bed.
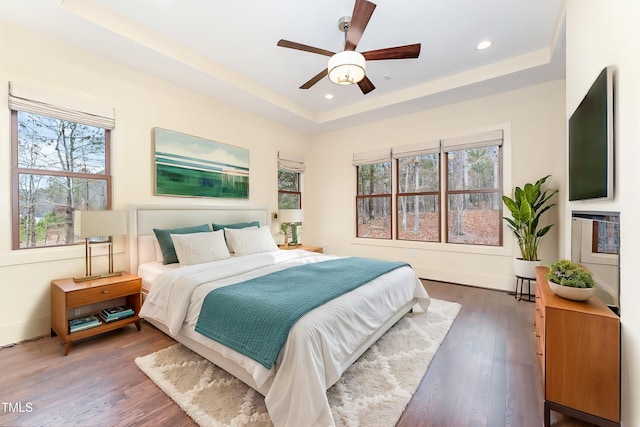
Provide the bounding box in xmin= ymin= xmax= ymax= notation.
xmin=130 ymin=205 xmax=430 ymax=427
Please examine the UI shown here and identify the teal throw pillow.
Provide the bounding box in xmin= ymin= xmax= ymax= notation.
xmin=212 ymin=221 xmax=259 ymax=231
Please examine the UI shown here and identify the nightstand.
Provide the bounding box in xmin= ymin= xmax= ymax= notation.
xmin=50 ymin=272 xmax=142 ymax=355
xmin=278 ymin=244 xmax=323 ymax=253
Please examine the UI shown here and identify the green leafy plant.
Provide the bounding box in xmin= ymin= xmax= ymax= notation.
xmin=502 ymin=175 xmax=558 ymax=261
xmin=547 ymin=259 xmax=595 ymax=288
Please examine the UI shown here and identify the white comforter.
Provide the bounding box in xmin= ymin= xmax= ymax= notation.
xmin=140 ymin=249 xmax=430 ymax=426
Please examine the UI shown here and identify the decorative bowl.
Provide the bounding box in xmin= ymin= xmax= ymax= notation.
xmin=548 ymin=281 xmax=596 ymax=301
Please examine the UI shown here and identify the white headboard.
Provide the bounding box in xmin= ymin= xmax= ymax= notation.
xmin=129 ymin=205 xmax=269 ymax=272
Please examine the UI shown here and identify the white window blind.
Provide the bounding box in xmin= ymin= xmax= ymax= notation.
xmin=352 ymin=148 xmax=391 ymax=166
xmin=442 ymin=130 xmax=503 ymax=152
xmin=8 ymin=82 xmax=115 ymax=130
xmin=392 ymin=139 xmax=441 ymax=158
xmin=278 ymin=151 xmax=305 ymax=173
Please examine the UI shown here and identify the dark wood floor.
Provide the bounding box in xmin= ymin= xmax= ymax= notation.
xmin=0 ymin=280 xmax=595 ymax=427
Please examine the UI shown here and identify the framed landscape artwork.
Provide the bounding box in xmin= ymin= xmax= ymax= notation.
xmin=154 ymin=128 xmax=249 ymax=199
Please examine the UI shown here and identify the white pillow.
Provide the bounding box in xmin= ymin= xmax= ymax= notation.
xmin=170 ymin=230 xmax=230 ymax=266
xmin=224 ymin=225 xmax=278 ymax=256
xmin=222 ymin=225 xmax=258 ymax=253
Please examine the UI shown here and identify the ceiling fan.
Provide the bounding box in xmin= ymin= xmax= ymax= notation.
xmin=277 ymin=0 xmax=421 ymax=95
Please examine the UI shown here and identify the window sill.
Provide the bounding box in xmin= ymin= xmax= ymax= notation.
xmin=351 ymin=237 xmax=510 ymax=257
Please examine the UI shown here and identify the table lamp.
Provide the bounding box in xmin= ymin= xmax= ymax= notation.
xmin=74 ymin=210 xmax=127 ymax=282
xmin=278 ymin=209 xmax=304 ymax=245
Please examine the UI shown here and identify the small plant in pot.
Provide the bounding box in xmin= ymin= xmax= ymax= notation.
xmin=503 ymin=175 xmax=558 ymax=278
xmin=546 ymin=259 xmax=596 ymax=301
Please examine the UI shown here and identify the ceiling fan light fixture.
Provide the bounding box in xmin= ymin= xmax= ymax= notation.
xmin=328 ymin=51 xmax=366 ymax=85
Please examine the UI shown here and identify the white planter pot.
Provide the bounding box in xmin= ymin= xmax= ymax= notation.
xmin=513 ymin=258 xmax=541 ymax=279
xmin=548 ymin=281 xmax=597 ymax=301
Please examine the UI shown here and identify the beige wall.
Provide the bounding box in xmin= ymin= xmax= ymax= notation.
xmin=565 ymin=1 xmax=640 ymax=425
xmin=309 ymin=80 xmax=566 ymax=290
xmin=0 ymin=22 xmax=312 ymax=345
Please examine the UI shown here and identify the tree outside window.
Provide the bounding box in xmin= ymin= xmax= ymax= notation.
xmin=356 ymin=162 xmax=392 ymax=239
xmin=12 ymin=110 xmax=111 ymax=249
xmin=396 ymin=154 xmax=440 ymax=242
xmin=445 ymin=145 xmax=502 ymax=246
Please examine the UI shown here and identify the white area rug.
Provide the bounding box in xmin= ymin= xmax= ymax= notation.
xmin=135 ymin=298 xmax=461 ymax=427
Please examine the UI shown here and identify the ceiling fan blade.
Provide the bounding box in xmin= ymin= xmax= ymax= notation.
xmin=300 ymin=69 xmax=329 ymax=89
xmin=358 ymin=76 xmax=375 ymax=94
xmin=277 ymin=39 xmax=335 ymax=57
xmin=362 ymin=43 xmax=421 ymax=61
xmin=345 ymin=0 xmax=376 ymax=51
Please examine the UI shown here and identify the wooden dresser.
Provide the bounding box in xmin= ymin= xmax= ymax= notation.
xmin=534 ymin=266 xmax=620 ymax=427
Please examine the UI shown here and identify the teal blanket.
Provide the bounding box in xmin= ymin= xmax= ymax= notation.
xmin=195 ymin=257 xmax=409 ymax=368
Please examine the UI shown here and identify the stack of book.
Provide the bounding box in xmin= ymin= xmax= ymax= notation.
xmin=99 ymin=306 xmax=135 ymax=323
xmin=69 ymin=315 xmax=101 ymax=333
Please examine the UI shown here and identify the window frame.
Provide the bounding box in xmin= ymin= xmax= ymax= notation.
xmin=355 ymin=162 xmax=393 ymax=240
xmin=277 ymin=168 xmax=302 ymax=210
xmin=395 ymin=154 xmax=441 ymax=242
xmin=354 ymin=130 xmax=505 ymax=248
xmin=11 ymin=110 xmax=113 ymax=250
xmin=444 ymin=144 xmax=503 ymax=246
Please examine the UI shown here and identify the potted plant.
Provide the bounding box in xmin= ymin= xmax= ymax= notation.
xmin=546 ymin=259 xmax=596 ymax=301
xmin=503 ymin=175 xmax=558 ymax=278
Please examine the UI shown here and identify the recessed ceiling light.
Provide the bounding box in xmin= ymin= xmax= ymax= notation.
xmin=477 ymin=40 xmax=492 ymax=50
xmin=325 ymin=93 xmax=334 ymax=100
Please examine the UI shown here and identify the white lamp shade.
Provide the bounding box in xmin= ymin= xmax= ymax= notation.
xmin=279 ymin=209 xmax=304 ymax=224
xmin=328 ymin=51 xmax=366 ymax=85
xmin=75 ymin=210 xmax=127 ymax=239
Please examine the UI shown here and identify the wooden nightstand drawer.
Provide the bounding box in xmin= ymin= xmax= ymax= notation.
xmin=66 ymin=279 xmax=140 ymax=307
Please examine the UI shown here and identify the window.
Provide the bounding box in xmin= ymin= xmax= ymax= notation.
xmin=278 ymin=170 xmax=301 ymax=209
xmin=444 ymin=131 xmax=503 ymax=246
xmin=277 ymin=151 xmax=304 ymax=209
xmin=353 ymin=130 xmax=503 ymax=247
xmin=9 ymin=83 xmax=114 ymax=249
xmin=354 ymin=149 xmax=392 ymax=239
xmin=394 ymin=141 xmax=441 ymax=242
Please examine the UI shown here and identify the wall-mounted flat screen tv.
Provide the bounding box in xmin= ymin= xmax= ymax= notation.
xmin=568 ymin=67 xmax=614 ymax=201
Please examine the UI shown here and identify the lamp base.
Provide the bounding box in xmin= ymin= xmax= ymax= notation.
xmin=73 ymin=274 xmax=101 ymax=283
xmin=73 ymin=271 xmax=123 ymax=282
xmin=100 ymin=271 xmax=123 ymax=279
